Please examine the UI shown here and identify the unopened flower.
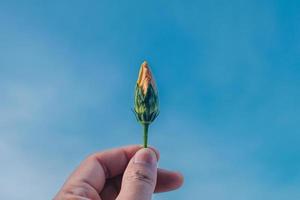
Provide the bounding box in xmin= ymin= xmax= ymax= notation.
xmin=133 ymin=61 xmax=159 ymax=147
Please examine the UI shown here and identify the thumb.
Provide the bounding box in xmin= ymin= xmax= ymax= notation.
xmin=117 ymin=148 xmax=158 ymax=200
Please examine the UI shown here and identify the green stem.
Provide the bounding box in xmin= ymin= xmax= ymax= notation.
xmin=143 ymin=123 xmax=149 ymax=148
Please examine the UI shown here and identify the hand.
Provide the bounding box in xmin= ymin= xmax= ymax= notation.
xmin=54 ymin=145 xmax=183 ymax=200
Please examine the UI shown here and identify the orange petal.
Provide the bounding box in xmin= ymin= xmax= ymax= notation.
xmin=137 ymin=61 xmax=156 ymax=95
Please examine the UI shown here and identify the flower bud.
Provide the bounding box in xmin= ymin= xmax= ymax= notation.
xmin=134 ymin=61 xmax=159 ymax=125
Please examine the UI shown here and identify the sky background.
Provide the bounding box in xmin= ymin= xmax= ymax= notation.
xmin=0 ymin=0 xmax=299 ymax=199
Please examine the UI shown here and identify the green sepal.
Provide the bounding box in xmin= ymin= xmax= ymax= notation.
xmin=133 ymin=83 xmax=159 ymax=125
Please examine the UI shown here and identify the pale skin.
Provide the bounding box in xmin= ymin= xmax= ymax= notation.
xmin=54 ymin=145 xmax=184 ymax=200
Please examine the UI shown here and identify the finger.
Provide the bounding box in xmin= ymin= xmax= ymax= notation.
xmin=155 ymin=168 xmax=184 ymax=193
xmin=117 ymin=148 xmax=158 ymax=200
xmin=99 ymin=175 xmax=122 ymax=200
xmin=100 ymin=168 xmax=183 ymax=199
xmin=58 ymin=145 xmax=159 ymax=198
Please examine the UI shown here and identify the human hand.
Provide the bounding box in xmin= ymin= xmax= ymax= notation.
xmin=54 ymin=145 xmax=183 ymax=200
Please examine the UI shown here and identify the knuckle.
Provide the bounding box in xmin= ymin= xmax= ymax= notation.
xmin=56 ymin=182 xmax=94 ymax=200
xmin=126 ymin=169 xmax=155 ymax=186
xmin=86 ymin=153 xmax=98 ymax=161
xmin=84 ymin=153 xmax=100 ymax=167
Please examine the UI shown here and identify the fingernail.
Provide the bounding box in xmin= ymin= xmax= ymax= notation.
xmin=134 ymin=148 xmax=157 ymax=165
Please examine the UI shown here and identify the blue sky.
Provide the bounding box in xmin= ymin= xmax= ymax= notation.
xmin=0 ymin=0 xmax=299 ymax=199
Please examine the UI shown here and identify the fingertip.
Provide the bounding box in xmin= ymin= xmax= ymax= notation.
xmin=155 ymin=169 xmax=184 ymax=193
xmin=121 ymin=144 xmax=160 ymax=160
xmin=173 ymin=171 xmax=184 ymax=189
xmin=147 ymin=146 xmax=160 ymax=161
xmin=133 ymin=148 xmax=157 ymax=165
